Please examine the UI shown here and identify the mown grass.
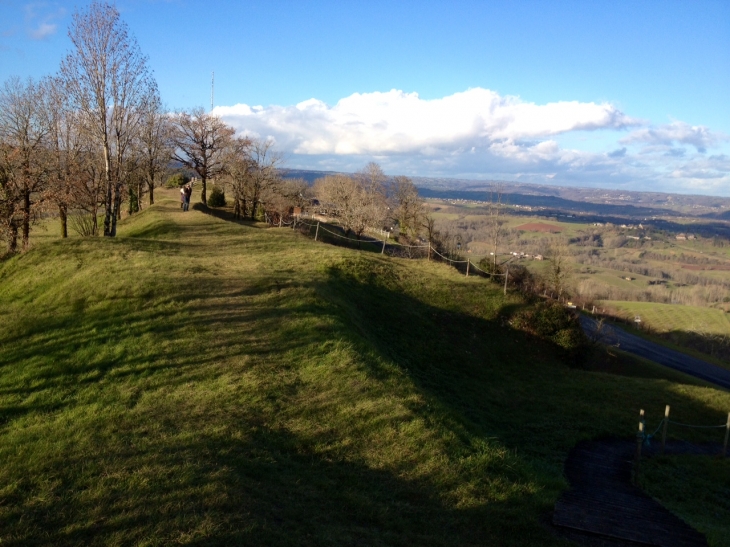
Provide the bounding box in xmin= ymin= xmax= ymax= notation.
xmin=604 ymin=301 xmax=730 ymax=337
xmin=1 ymin=189 xmax=730 ymax=546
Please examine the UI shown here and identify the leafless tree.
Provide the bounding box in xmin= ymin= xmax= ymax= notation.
xmin=221 ymin=136 xmax=253 ymax=219
xmin=136 ymin=87 xmax=172 ymax=208
xmin=314 ymin=164 xmax=388 ymax=242
xmin=486 ymin=183 xmax=506 ymax=269
xmin=60 ymin=1 xmax=157 ymax=237
xmin=44 ymin=75 xmax=87 ymax=238
xmin=548 ymin=236 xmax=571 ymax=301
xmin=170 ymin=107 xmax=235 ymax=206
xmin=391 ymin=175 xmax=424 ymax=240
xmin=246 ymin=138 xmax=284 ymax=220
xmin=0 ymin=76 xmax=52 ymax=252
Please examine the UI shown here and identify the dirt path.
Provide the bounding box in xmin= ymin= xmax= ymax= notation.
xmin=579 ymin=316 xmax=730 ymax=390
xmin=553 ymin=438 xmax=715 ymax=546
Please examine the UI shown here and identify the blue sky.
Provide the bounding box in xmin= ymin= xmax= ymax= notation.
xmin=1 ymin=0 xmax=728 ymax=195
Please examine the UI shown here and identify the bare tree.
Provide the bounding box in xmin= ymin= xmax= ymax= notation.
xmin=246 ymin=138 xmax=283 ymax=220
xmin=486 ymin=183 xmax=506 ymax=269
xmin=221 ymin=136 xmax=253 ymax=219
xmin=60 ymin=1 xmax=156 ymax=237
xmin=45 ymin=76 xmax=87 ymax=238
xmin=314 ymin=164 xmax=388 ymax=242
xmin=391 ymin=175 xmax=424 ymax=240
xmin=170 ymin=107 xmax=235 ymax=206
xmin=135 ymin=88 xmax=172 ymax=208
xmin=0 ymin=76 xmax=52 ymax=251
xmin=548 ymin=236 xmax=571 ymax=301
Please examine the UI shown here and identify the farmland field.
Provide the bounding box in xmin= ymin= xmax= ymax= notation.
xmin=601 ymin=301 xmax=730 ymax=337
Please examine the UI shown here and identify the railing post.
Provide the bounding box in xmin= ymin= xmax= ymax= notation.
xmin=466 ymin=260 xmax=470 ymax=277
xmin=723 ymin=412 xmax=730 ymax=459
xmin=382 ymin=238 xmax=386 ymax=254
xmin=315 ymin=221 xmax=320 ymax=241
xmin=661 ymin=405 xmax=670 ymax=454
xmin=503 ymin=267 xmax=509 ymax=295
xmin=634 ymin=409 xmax=645 ymax=485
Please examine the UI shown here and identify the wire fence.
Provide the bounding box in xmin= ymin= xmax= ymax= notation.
xmin=285 ymin=217 xmax=514 ymax=283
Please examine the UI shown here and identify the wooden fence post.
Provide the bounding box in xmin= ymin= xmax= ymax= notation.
xmin=314 ymin=221 xmax=320 ymax=241
xmin=466 ymin=260 xmax=470 ymax=277
xmin=382 ymin=238 xmax=386 ymax=254
xmin=661 ymin=405 xmax=670 ymax=454
xmin=634 ymin=409 xmax=645 ymax=485
xmin=723 ymin=412 xmax=730 ymax=459
xmin=503 ymin=267 xmax=509 ymax=295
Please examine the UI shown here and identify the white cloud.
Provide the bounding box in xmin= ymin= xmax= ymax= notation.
xmin=215 ymin=88 xmax=637 ymax=156
xmin=621 ymin=121 xmax=727 ymax=153
xmin=214 ymin=88 xmax=730 ymax=196
xmin=23 ymin=3 xmax=64 ymax=41
xmin=29 ymin=21 xmax=56 ymax=39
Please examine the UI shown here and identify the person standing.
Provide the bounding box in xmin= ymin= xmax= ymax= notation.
xmin=180 ymin=185 xmax=186 ymax=209
xmin=183 ymin=183 xmax=192 ymax=212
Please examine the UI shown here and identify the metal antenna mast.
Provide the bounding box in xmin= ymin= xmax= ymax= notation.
xmin=211 ymin=71 xmax=214 ymax=111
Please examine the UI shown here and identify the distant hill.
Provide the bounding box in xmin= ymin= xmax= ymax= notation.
xmin=283 ymin=169 xmax=730 ymax=220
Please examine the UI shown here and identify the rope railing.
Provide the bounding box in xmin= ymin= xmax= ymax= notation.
xmin=280 ymin=217 xmax=513 ymax=288
xmin=633 ymin=406 xmax=730 ymax=485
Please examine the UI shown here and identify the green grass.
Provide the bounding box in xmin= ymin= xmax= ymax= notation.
xmin=641 ymin=455 xmax=730 ymax=547
xmin=2 ymin=190 xmax=730 ymax=546
xmin=603 ymin=301 xmax=730 ymax=337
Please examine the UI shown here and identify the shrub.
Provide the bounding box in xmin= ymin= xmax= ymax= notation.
xmin=165 ymin=173 xmax=190 ymax=188
xmin=511 ymin=300 xmax=587 ymax=362
xmin=208 ymin=185 xmax=226 ymax=207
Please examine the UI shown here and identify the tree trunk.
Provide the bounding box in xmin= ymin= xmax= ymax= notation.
xmin=59 ymin=204 xmax=68 ymax=238
xmin=22 ymin=189 xmax=31 ymax=251
xmin=148 ymin=181 xmax=154 ymax=205
xmin=200 ymin=175 xmax=207 ymax=206
xmin=7 ymin=223 xmax=18 ymax=254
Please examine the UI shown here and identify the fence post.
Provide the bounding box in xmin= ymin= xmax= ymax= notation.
xmin=382 ymin=238 xmax=386 ymax=254
xmin=314 ymin=221 xmax=320 ymax=242
xmin=661 ymin=405 xmax=670 ymax=454
xmin=723 ymin=412 xmax=730 ymax=458
xmin=634 ymin=409 xmax=645 ymax=485
xmin=466 ymin=260 xmax=470 ymax=277
xmin=503 ymin=267 xmax=509 ymax=295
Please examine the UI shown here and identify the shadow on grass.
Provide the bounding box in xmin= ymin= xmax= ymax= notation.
xmin=2 ymin=228 xmax=729 ymax=546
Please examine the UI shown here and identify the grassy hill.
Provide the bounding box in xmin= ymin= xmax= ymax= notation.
xmin=1 ymin=191 xmax=729 ymax=546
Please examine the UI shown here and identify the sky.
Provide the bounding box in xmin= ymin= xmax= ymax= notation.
xmin=1 ymin=0 xmax=728 ymax=196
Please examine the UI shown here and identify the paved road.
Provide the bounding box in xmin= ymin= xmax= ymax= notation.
xmin=579 ymin=315 xmax=730 ymax=390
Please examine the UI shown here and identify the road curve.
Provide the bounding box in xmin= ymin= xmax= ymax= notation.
xmin=579 ymin=315 xmax=730 ymax=390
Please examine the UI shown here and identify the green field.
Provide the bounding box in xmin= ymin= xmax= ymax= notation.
xmin=2 ymin=190 xmax=729 ymax=545
xmin=603 ymin=301 xmax=730 ymax=337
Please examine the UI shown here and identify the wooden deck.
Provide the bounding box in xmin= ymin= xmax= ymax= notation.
xmin=553 ymin=439 xmax=711 ymax=546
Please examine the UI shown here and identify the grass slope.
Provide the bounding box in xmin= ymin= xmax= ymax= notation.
xmin=1 ymin=192 xmax=729 ymax=546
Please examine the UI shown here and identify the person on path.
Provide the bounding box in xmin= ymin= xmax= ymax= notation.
xmin=183 ymin=184 xmax=192 ymax=212
xmin=180 ymin=185 xmax=186 ymax=209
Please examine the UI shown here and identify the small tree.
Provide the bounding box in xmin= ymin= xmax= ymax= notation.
xmin=548 ymin=236 xmax=571 ymax=301
xmin=391 ymin=175 xmax=425 ymax=241
xmin=170 ymin=107 xmax=235 ymax=206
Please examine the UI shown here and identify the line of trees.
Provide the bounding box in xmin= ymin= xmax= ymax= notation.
xmin=0 ymin=2 xmax=302 ymax=254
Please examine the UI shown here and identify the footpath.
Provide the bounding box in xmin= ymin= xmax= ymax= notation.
xmin=553 ymin=438 xmax=714 ymax=546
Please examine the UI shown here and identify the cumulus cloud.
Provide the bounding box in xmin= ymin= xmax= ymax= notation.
xmin=215 ymin=88 xmax=637 ymax=156
xmin=621 ymin=121 xmax=726 ymax=153
xmin=214 ymin=88 xmax=729 ymax=196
